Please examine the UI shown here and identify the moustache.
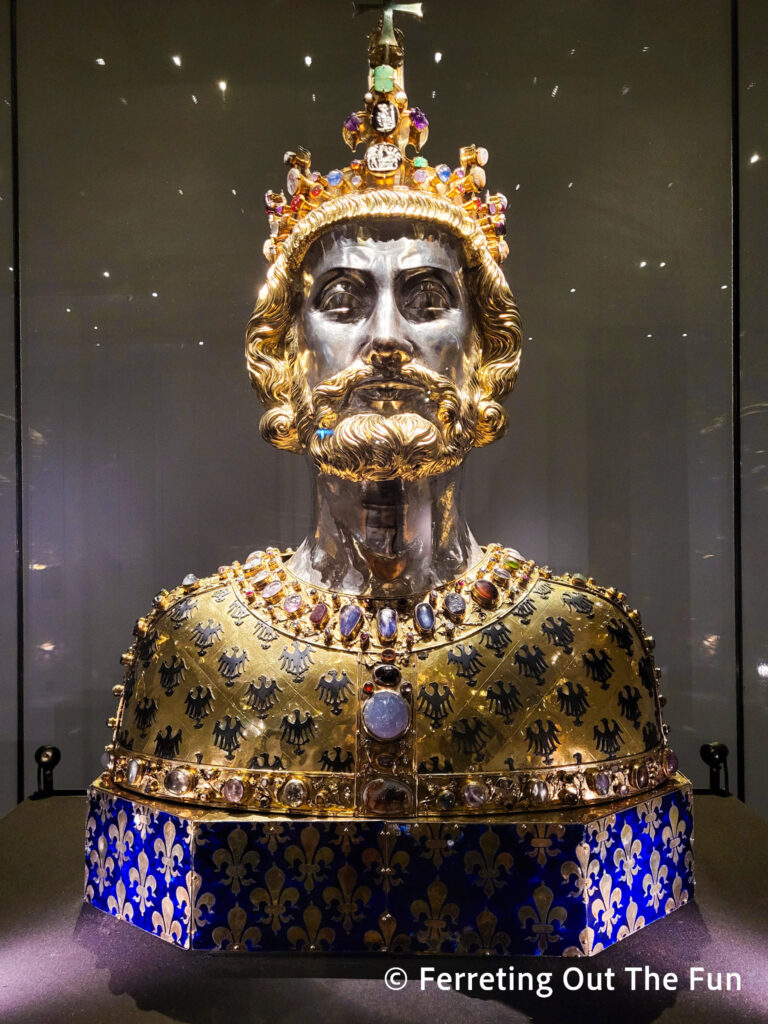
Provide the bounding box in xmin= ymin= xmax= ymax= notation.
xmin=311 ymin=361 xmax=461 ymax=419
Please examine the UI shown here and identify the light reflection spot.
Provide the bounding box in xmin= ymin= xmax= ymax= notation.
xmin=172 ymin=55 xmax=182 ymax=67
xmin=434 ymin=52 xmax=442 ymax=63
xmin=304 ymin=55 xmax=312 ymax=67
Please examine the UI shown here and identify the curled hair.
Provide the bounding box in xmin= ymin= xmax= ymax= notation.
xmin=245 ymin=190 xmax=522 ymax=453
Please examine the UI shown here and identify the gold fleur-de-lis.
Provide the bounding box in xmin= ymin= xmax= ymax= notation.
xmin=153 ymin=820 xmax=185 ymax=885
xmin=616 ymin=898 xmax=646 ymax=940
xmin=562 ymin=841 xmax=601 ymax=901
xmin=151 ymin=894 xmax=184 ymax=946
xmin=563 ymin=926 xmax=605 ymax=957
xmin=664 ymin=874 xmax=689 ymax=914
xmin=661 ymin=804 xmax=687 ymax=865
xmin=516 ymin=823 xmax=566 ymax=867
xmin=362 ymin=825 xmax=409 ymax=893
xmin=96 ymin=792 xmax=114 ymax=824
xmin=107 ymin=878 xmax=135 ymax=922
xmin=108 ymin=809 xmax=134 ymax=869
xmin=411 ymin=823 xmax=461 ymax=868
xmin=457 ymin=908 xmax=511 ymax=955
xmin=613 ymin=822 xmax=643 ymax=885
xmin=251 ymin=865 xmax=300 ymax=933
xmin=176 ymin=869 xmax=216 ymax=932
xmin=636 ymin=797 xmax=663 ymax=839
xmin=518 ymin=884 xmax=568 ymax=953
xmin=587 ymin=813 xmax=617 ymax=861
xmin=642 ymin=848 xmax=669 ymax=911
xmin=684 ymin=848 xmax=695 ymax=885
xmin=132 ymin=804 xmax=155 ymax=841
xmin=254 ymin=822 xmax=289 ymax=854
xmin=212 ymin=827 xmax=260 ymax=895
xmin=323 ymin=863 xmax=371 ymax=934
xmin=285 ymin=825 xmax=334 ymax=893
xmin=85 ymin=814 xmax=98 ymax=841
xmin=590 ymin=873 xmax=623 ymax=939
xmin=411 ymin=879 xmax=459 ymax=953
xmin=287 ymin=902 xmax=335 ymax=951
xmin=464 ymin=828 xmax=514 ymax=898
xmin=363 ymin=911 xmax=411 ymax=952
xmin=128 ymin=849 xmax=158 ymax=914
xmin=89 ymin=835 xmax=115 ymax=896
xmin=331 ymin=822 xmax=363 ymax=855
xmin=211 ymin=903 xmax=262 ymax=950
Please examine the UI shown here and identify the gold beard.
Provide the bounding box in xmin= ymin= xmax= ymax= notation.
xmin=293 ymin=362 xmax=480 ymax=482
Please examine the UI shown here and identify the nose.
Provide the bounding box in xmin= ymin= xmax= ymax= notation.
xmin=360 ymin=286 xmax=413 ymax=375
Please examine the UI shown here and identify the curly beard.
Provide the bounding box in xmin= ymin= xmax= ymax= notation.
xmin=291 ymin=361 xmax=480 ymax=482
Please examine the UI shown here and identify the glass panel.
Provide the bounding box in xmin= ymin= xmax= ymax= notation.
xmin=18 ymin=0 xmax=734 ymax=791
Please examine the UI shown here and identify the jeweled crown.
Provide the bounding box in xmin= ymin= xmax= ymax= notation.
xmin=263 ymin=2 xmax=509 ymax=264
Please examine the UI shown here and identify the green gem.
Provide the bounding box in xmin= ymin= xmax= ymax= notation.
xmin=373 ymin=64 xmax=396 ymax=93
xmin=505 ymin=558 xmax=521 ymax=571
xmin=572 ymin=572 xmax=587 ymax=584
xmin=413 ymin=156 xmax=428 ymax=168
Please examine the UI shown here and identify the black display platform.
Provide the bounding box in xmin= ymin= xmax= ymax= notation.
xmin=0 ymin=794 xmax=766 ymax=1023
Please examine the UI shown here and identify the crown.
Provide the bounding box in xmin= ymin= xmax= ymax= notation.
xmin=262 ymin=2 xmax=509 ymax=266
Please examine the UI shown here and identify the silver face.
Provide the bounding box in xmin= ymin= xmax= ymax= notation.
xmin=299 ymin=229 xmax=472 ymax=425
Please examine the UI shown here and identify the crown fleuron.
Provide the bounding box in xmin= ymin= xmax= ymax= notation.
xmin=262 ymin=4 xmax=509 ymax=265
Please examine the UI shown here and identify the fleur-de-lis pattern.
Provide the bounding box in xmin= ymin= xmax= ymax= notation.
xmin=85 ymin=780 xmax=693 ymax=953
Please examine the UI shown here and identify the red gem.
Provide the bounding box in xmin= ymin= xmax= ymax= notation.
xmin=406 ymin=632 xmax=414 ymax=646
xmin=381 ymin=648 xmax=397 ymax=663
xmin=360 ymin=631 xmax=370 ymax=648
xmin=351 ymin=160 xmax=362 ymax=170
xmin=456 ymin=580 xmax=465 ymax=589
xmin=309 ymin=602 xmax=329 ymax=626
xmin=310 ymin=185 xmax=322 ymax=197
xmin=471 ymin=578 xmax=499 ymax=608
xmin=290 ymin=195 xmax=302 ymax=212
xmin=363 ymin=681 xmax=374 ymax=695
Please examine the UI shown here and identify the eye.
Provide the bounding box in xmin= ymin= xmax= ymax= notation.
xmin=315 ymin=277 xmax=367 ymax=321
xmin=401 ymin=274 xmax=455 ymax=322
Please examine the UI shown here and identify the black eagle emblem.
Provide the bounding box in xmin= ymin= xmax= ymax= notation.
xmin=212 ymin=587 xmax=230 ymax=604
xmin=134 ymin=697 xmax=158 ymax=738
xmin=486 ymin=680 xmax=523 ymax=724
xmin=447 ymin=644 xmax=485 ymax=686
xmin=280 ymin=709 xmax=316 ymax=755
xmin=451 ymin=716 xmax=491 ymax=759
xmin=315 ymin=670 xmax=353 ymax=715
xmin=217 ymin=646 xmax=249 ymax=685
xmin=617 ymin=685 xmax=643 ymax=728
xmin=593 ymin=718 xmax=624 ymax=756
xmin=514 ymin=644 xmax=548 ymax=683
xmin=481 ymin=621 xmax=513 ymax=658
xmin=642 ymin=720 xmax=660 ymax=751
xmin=534 ymin=582 xmax=554 ymax=598
xmin=158 ymin=655 xmax=187 ymax=696
xmin=212 ymin=715 xmax=246 ymax=760
xmin=154 ymin=725 xmax=182 ymax=759
xmin=525 ymin=718 xmax=561 ymax=764
xmin=191 ymin=619 xmax=223 ymax=654
xmin=541 ymin=616 xmax=574 ymax=654
xmin=226 ymin=597 xmax=249 ymax=627
xmin=278 ymin=641 xmax=314 ymax=681
xmin=417 ymin=682 xmax=454 ymax=729
xmin=418 ymin=755 xmax=454 ymax=773
xmin=582 ymin=648 xmax=614 ymax=688
xmin=562 ymin=592 xmax=595 ymax=618
xmin=244 ymin=676 xmax=283 ymax=718
xmin=184 ymin=685 xmax=213 ymax=728
xmin=169 ymin=596 xmax=198 ymax=627
xmin=638 ymin=656 xmax=656 ymax=696
xmin=556 ymin=680 xmax=590 ymax=726
xmin=509 ymin=596 xmax=536 ymax=625
xmin=253 ymin=619 xmax=278 ymax=648
xmin=606 ymin=616 xmax=634 ymax=656
xmin=319 ymin=747 xmax=354 ymax=772
xmin=247 ymin=752 xmax=284 ymax=770
xmin=136 ymin=628 xmax=158 ymax=666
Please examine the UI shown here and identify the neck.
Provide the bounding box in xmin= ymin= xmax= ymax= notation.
xmin=287 ymin=466 xmax=483 ymax=597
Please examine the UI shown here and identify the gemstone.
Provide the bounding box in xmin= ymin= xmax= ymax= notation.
xmin=462 ymin=781 xmax=489 ymax=808
xmin=221 ymin=778 xmax=245 ymax=804
xmin=666 ymin=750 xmax=679 ymax=774
xmin=443 ymin=591 xmax=466 ymax=622
xmin=381 ymin=648 xmax=396 ymax=663
xmin=262 ymin=580 xmax=283 ymax=603
xmin=413 ymin=169 xmax=428 ymax=184
xmin=409 ymin=107 xmax=429 ymax=131
xmin=436 ymin=163 xmax=451 ymax=182
xmin=476 ymin=146 xmax=489 ymax=166
xmin=289 ymin=194 xmax=302 ymax=212
xmin=360 ymin=631 xmax=370 ymax=648
xmin=283 ymin=593 xmax=303 ymax=617
xmin=362 ymin=690 xmax=410 ymax=741
xmin=498 ymin=192 xmax=508 ymax=211
xmin=413 ymin=156 xmax=428 ymax=168
xmin=455 ymin=166 xmax=465 ymax=178
xmin=339 ymin=603 xmax=363 ymax=640
xmin=327 ymin=169 xmax=343 ymax=187
xmin=373 ymin=663 xmax=401 ymax=686
xmin=505 ymin=557 xmax=521 ymax=571
xmin=344 ymin=112 xmax=362 ymax=133
xmin=489 ymin=201 xmax=497 ymax=215
xmin=362 ymin=778 xmax=414 ymax=815
xmin=470 ymin=166 xmax=486 ymax=189
xmin=286 ymin=167 xmax=301 ymax=195
xmin=471 ymin=578 xmax=499 ymax=608
xmin=375 ymin=753 xmax=395 ymax=770
xmin=126 ymin=759 xmax=140 ymax=784
xmin=377 ymin=607 xmax=398 ymax=642
xmin=414 ymin=602 xmax=435 ymax=635
xmin=282 ymin=778 xmax=307 ymax=808
xmin=372 ymin=101 xmax=398 ymax=132
xmin=351 ymin=174 xmax=362 ymax=187
xmin=373 ymin=64 xmax=396 ymax=93
xmin=594 ymin=772 xmax=611 ymax=796
xmin=310 ymin=185 xmax=322 ymax=197
xmin=634 ymin=764 xmax=650 ymax=789
xmin=438 ymin=789 xmax=456 ymax=810
xmin=363 ymin=681 xmax=374 ymax=695
xmin=494 ymin=216 xmax=507 ymax=236
xmin=491 ymin=566 xmax=511 ymax=587
xmin=366 ymin=142 xmax=402 ymax=173
xmin=526 ymin=779 xmax=549 ymax=803
xmin=309 ymin=602 xmax=329 ymax=627
xmin=251 ymin=570 xmax=270 ymax=590
xmin=310 ymin=171 xmax=320 ymax=181
xmin=182 ymin=573 xmax=198 ymax=587
xmin=165 ymin=768 xmax=192 ymax=796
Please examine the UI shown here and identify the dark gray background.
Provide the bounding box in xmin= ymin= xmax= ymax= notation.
xmin=0 ymin=0 xmax=765 ymax=816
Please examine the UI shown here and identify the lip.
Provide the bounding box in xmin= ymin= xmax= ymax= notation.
xmin=352 ymin=380 xmax=424 ymax=401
